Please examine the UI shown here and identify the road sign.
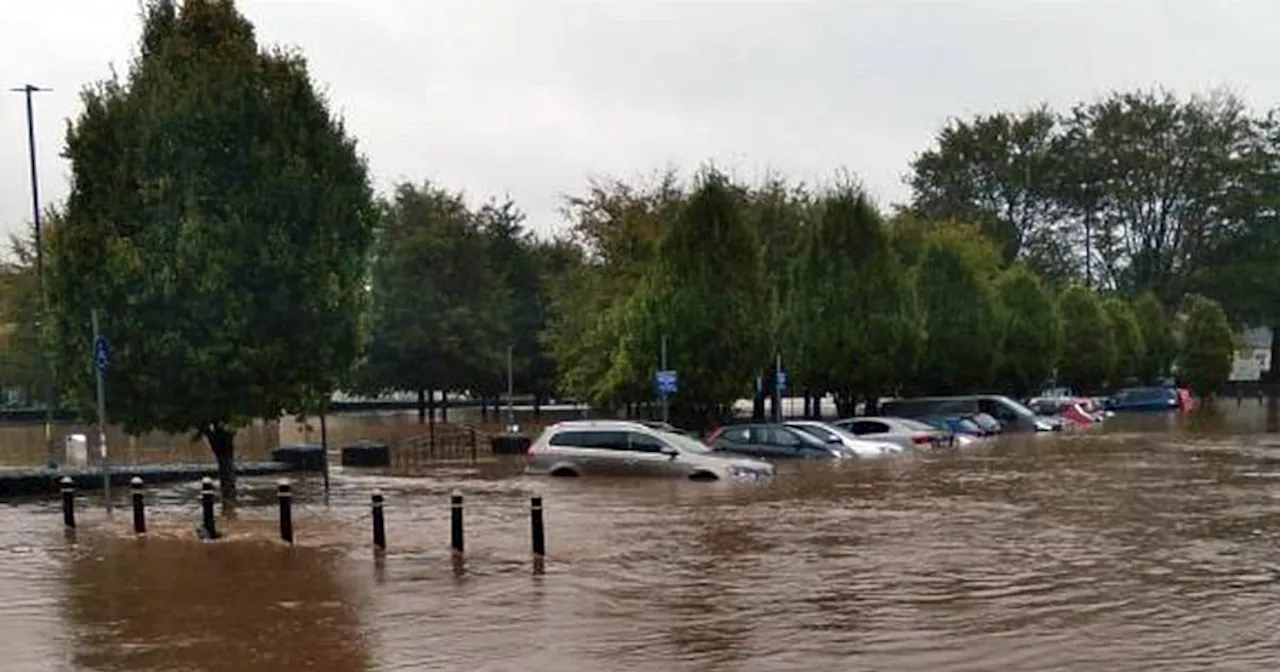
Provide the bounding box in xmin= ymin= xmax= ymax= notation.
xmin=655 ymin=369 xmax=678 ymax=396
xmin=776 ymin=369 xmax=788 ymax=394
xmin=93 ymin=335 xmax=109 ymax=373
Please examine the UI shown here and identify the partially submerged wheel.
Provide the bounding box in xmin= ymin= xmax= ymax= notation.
xmin=688 ymin=471 xmax=719 ymax=482
xmin=550 ymin=467 xmax=579 ymax=477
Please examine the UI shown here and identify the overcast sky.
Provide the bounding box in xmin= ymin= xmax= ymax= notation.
xmin=3 ymin=0 xmax=1278 ymax=242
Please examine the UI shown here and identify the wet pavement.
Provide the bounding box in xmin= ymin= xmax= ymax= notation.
xmin=2 ymin=404 xmax=1280 ymax=671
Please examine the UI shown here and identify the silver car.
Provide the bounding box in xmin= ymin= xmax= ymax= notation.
xmin=525 ymin=420 xmax=776 ymax=482
xmin=782 ymin=420 xmax=903 ymax=457
xmin=831 ymin=416 xmax=952 ymax=452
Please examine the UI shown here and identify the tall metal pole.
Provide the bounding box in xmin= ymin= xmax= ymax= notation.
xmin=11 ymin=84 xmax=54 ymax=468
xmin=506 ymin=345 xmax=514 ymax=429
xmin=774 ymin=351 xmax=782 ymax=423
xmin=660 ymin=334 xmax=669 ymax=424
xmin=92 ymin=309 xmax=110 ymax=513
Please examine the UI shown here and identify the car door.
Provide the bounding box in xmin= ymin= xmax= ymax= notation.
xmin=756 ymin=427 xmax=806 ymax=460
xmin=713 ymin=425 xmax=766 ymax=458
xmin=577 ymin=430 xmax=630 ymax=475
xmin=624 ymin=431 xmax=681 ymax=477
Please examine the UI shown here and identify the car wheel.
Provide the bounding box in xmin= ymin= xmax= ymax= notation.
xmin=549 ymin=467 xmax=579 ymax=477
xmin=688 ymin=472 xmax=719 ymax=482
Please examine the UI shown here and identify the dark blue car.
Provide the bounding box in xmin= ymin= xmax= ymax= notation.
xmin=1105 ymin=387 xmax=1179 ymax=412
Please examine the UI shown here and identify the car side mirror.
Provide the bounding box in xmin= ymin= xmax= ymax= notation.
xmin=660 ymin=445 xmax=678 ymax=460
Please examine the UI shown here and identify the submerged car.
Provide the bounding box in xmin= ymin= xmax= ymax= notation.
xmin=783 ymin=420 xmax=903 ymax=457
xmin=525 ymin=420 xmax=775 ymax=481
xmin=831 ymin=416 xmax=953 ymax=451
xmin=707 ymin=423 xmax=866 ymax=460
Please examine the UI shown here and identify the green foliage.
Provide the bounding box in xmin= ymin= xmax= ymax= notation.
xmin=358 ymin=183 xmax=510 ymax=400
xmin=784 ymin=185 xmax=922 ymax=403
xmin=1056 ymin=286 xmax=1116 ymax=393
xmin=610 ymin=169 xmax=769 ymax=418
xmin=47 ymin=0 xmax=376 ymax=494
xmin=994 ymin=265 xmax=1062 ymax=397
xmin=908 ymin=88 xmax=1267 ymax=305
xmin=913 ymin=228 xmax=1001 ymax=393
xmin=0 ymin=228 xmax=47 ymax=403
xmin=1179 ymin=295 xmax=1235 ymax=397
xmin=1132 ymin=291 xmax=1176 ymax=382
xmin=1101 ymin=297 xmax=1146 ymax=384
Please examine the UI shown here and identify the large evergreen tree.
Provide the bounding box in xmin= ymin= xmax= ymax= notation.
xmin=1057 ymin=286 xmax=1116 ymax=393
xmin=994 ymin=265 xmax=1063 ymax=397
xmin=47 ymin=0 xmax=376 ymax=497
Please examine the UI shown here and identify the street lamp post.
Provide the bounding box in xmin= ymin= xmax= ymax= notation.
xmin=10 ymin=84 xmax=54 ymax=468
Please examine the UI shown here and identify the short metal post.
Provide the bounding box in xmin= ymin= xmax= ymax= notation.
xmin=371 ymin=491 xmax=386 ymax=552
xmin=60 ymin=476 xmax=75 ymax=529
xmin=450 ymin=491 xmax=464 ymax=557
xmin=131 ymin=476 xmax=146 ymax=534
xmin=530 ymin=495 xmax=546 ymax=575
xmin=277 ymin=480 xmax=293 ymax=544
xmin=200 ymin=477 xmax=217 ymax=540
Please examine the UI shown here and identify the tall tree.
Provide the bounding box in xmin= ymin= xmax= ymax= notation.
xmin=358 ymin=183 xmax=510 ymax=418
xmin=994 ymin=265 xmax=1063 ymax=397
xmin=1101 ymin=296 xmax=1146 ymax=385
xmin=46 ymin=0 xmax=376 ymax=497
xmin=907 ymin=107 xmax=1075 ymax=282
xmin=610 ymin=168 xmax=768 ymax=423
xmin=0 ymin=226 xmax=47 ymax=404
xmin=1060 ymin=89 xmax=1260 ymax=298
xmin=1131 ymin=291 xmax=1176 ymax=383
xmin=1178 ymin=294 xmax=1235 ymax=398
xmin=784 ymin=185 xmax=921 ymax=415
xmin=913 ymin=225 xmax=1001 ymax=394
xmin=1056 ymin=286 xmax=1116 ymax=393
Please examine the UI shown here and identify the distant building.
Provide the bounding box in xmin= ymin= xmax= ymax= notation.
xmin=1229 ymin=326 xmax=1273 ymax=381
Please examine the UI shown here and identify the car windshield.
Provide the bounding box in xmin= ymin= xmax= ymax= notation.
xmin=798 ymin=422 xmax=862 ymax=443
xmin=993 ymin=396 xmax=1037 ymax=418
xmin=896 ymin=418 xmax=938 ymax=432
xmin=663 ymin=430 xmax=713 ymax=454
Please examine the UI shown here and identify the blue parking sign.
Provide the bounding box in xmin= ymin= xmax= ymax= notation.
xmin=776 ymin=369 xmax=787 ymax=394
xmin=93 ymin=336 xmax=110 ymax=373
xmin=655 ymin=369 xmax=678 ymax=395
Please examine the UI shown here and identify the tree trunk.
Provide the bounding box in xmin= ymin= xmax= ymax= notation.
xmin=206 ymin=425 xmax=237 ymax=500
xmin=834 ymin=392 xmax=856 ymax=419
xmin=428 ymin=388 xmax=438 ymax=422
xmin=416 ymin=388 xmax=426 ymax=424
xmin=441 ymin=391 xmax=449 ymax=422
xmin=803 ymin=391 xmax=812 ymax=419
xmin=533 ymin=394 xmax=542 ymax=418
xmin=480 ymin=395 xmax=489 ymax=420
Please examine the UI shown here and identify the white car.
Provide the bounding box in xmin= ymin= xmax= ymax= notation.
xmin=783 ymin=420 xmax=903 ymax=457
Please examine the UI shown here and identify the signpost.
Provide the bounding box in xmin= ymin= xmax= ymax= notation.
xmin=773 ymin=352 xmax=785 ymax=422
xmin=657 ymin=335 xmax=674 ymax=424
xmin=92 ymin=309 xmax=111 ymax=513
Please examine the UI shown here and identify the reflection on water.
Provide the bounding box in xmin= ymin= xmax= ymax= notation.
xmin=0 ymin=405 xmax=1279 ymax=671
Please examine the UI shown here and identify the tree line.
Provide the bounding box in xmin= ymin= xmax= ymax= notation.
xmin=0 ymin=1 xmax=1259 ymax=494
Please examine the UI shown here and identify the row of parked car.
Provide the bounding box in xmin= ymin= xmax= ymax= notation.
xmin=523 ymin=394 xmax=1056 ymax=482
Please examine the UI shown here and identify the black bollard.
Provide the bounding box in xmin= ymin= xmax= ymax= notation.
xmin=200 ymin=477 xmax=217 ymax=540
xmin=131 ymin=476 xmax=146 ymax=535
xmin=371 ymin=491 xmax=386 ymax=552
xmin=277 ymin=480 xmax=294 ymax=545
xmin=60 ymin=477 xmax=75 ymax=529
xmin=530 ymin=495 xmax=546 ymax=575
xmin=450 ymin=491 xmax=464 ymax=557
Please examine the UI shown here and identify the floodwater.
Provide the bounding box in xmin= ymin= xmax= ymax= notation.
xmin=2 ymin=402 xmax=1280 ymax=671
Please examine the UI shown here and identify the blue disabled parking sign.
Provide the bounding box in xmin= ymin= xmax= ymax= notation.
xmin=776 ymin=369 xmax=787 ymax=394
xmin=93 ymin=335 xmax=110 ymax=373
xmin=655 ymin=369 xmax=678 ymax=396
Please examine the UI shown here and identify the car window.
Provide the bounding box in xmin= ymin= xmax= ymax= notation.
xmin=896 ymin=418 xmax=937 ymax=432
xmin=548 ymin=430 xmax=627 ymax=450
xmin=766 ymin=427 xmax=803 ymax=447
xmin=718 ymin=426 xmax=751 ymax=444
xmin=627 ymin=432 xmax=668 ymax=453
xmin=791 ymin=425 xmax=835 ymax=442
xmin=850 ymin=420 xmax=891 ymax=435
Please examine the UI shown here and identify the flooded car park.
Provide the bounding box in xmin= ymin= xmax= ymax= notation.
xmin=1 ymin=405 xmax=1279 ymax=671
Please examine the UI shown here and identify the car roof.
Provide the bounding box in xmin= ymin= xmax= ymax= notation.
xmin=546 ymin=420 xmax=655 ymax=431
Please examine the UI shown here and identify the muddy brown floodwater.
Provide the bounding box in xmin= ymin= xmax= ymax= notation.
xmin=2 ymin=403 xmax=1280 ymax=671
